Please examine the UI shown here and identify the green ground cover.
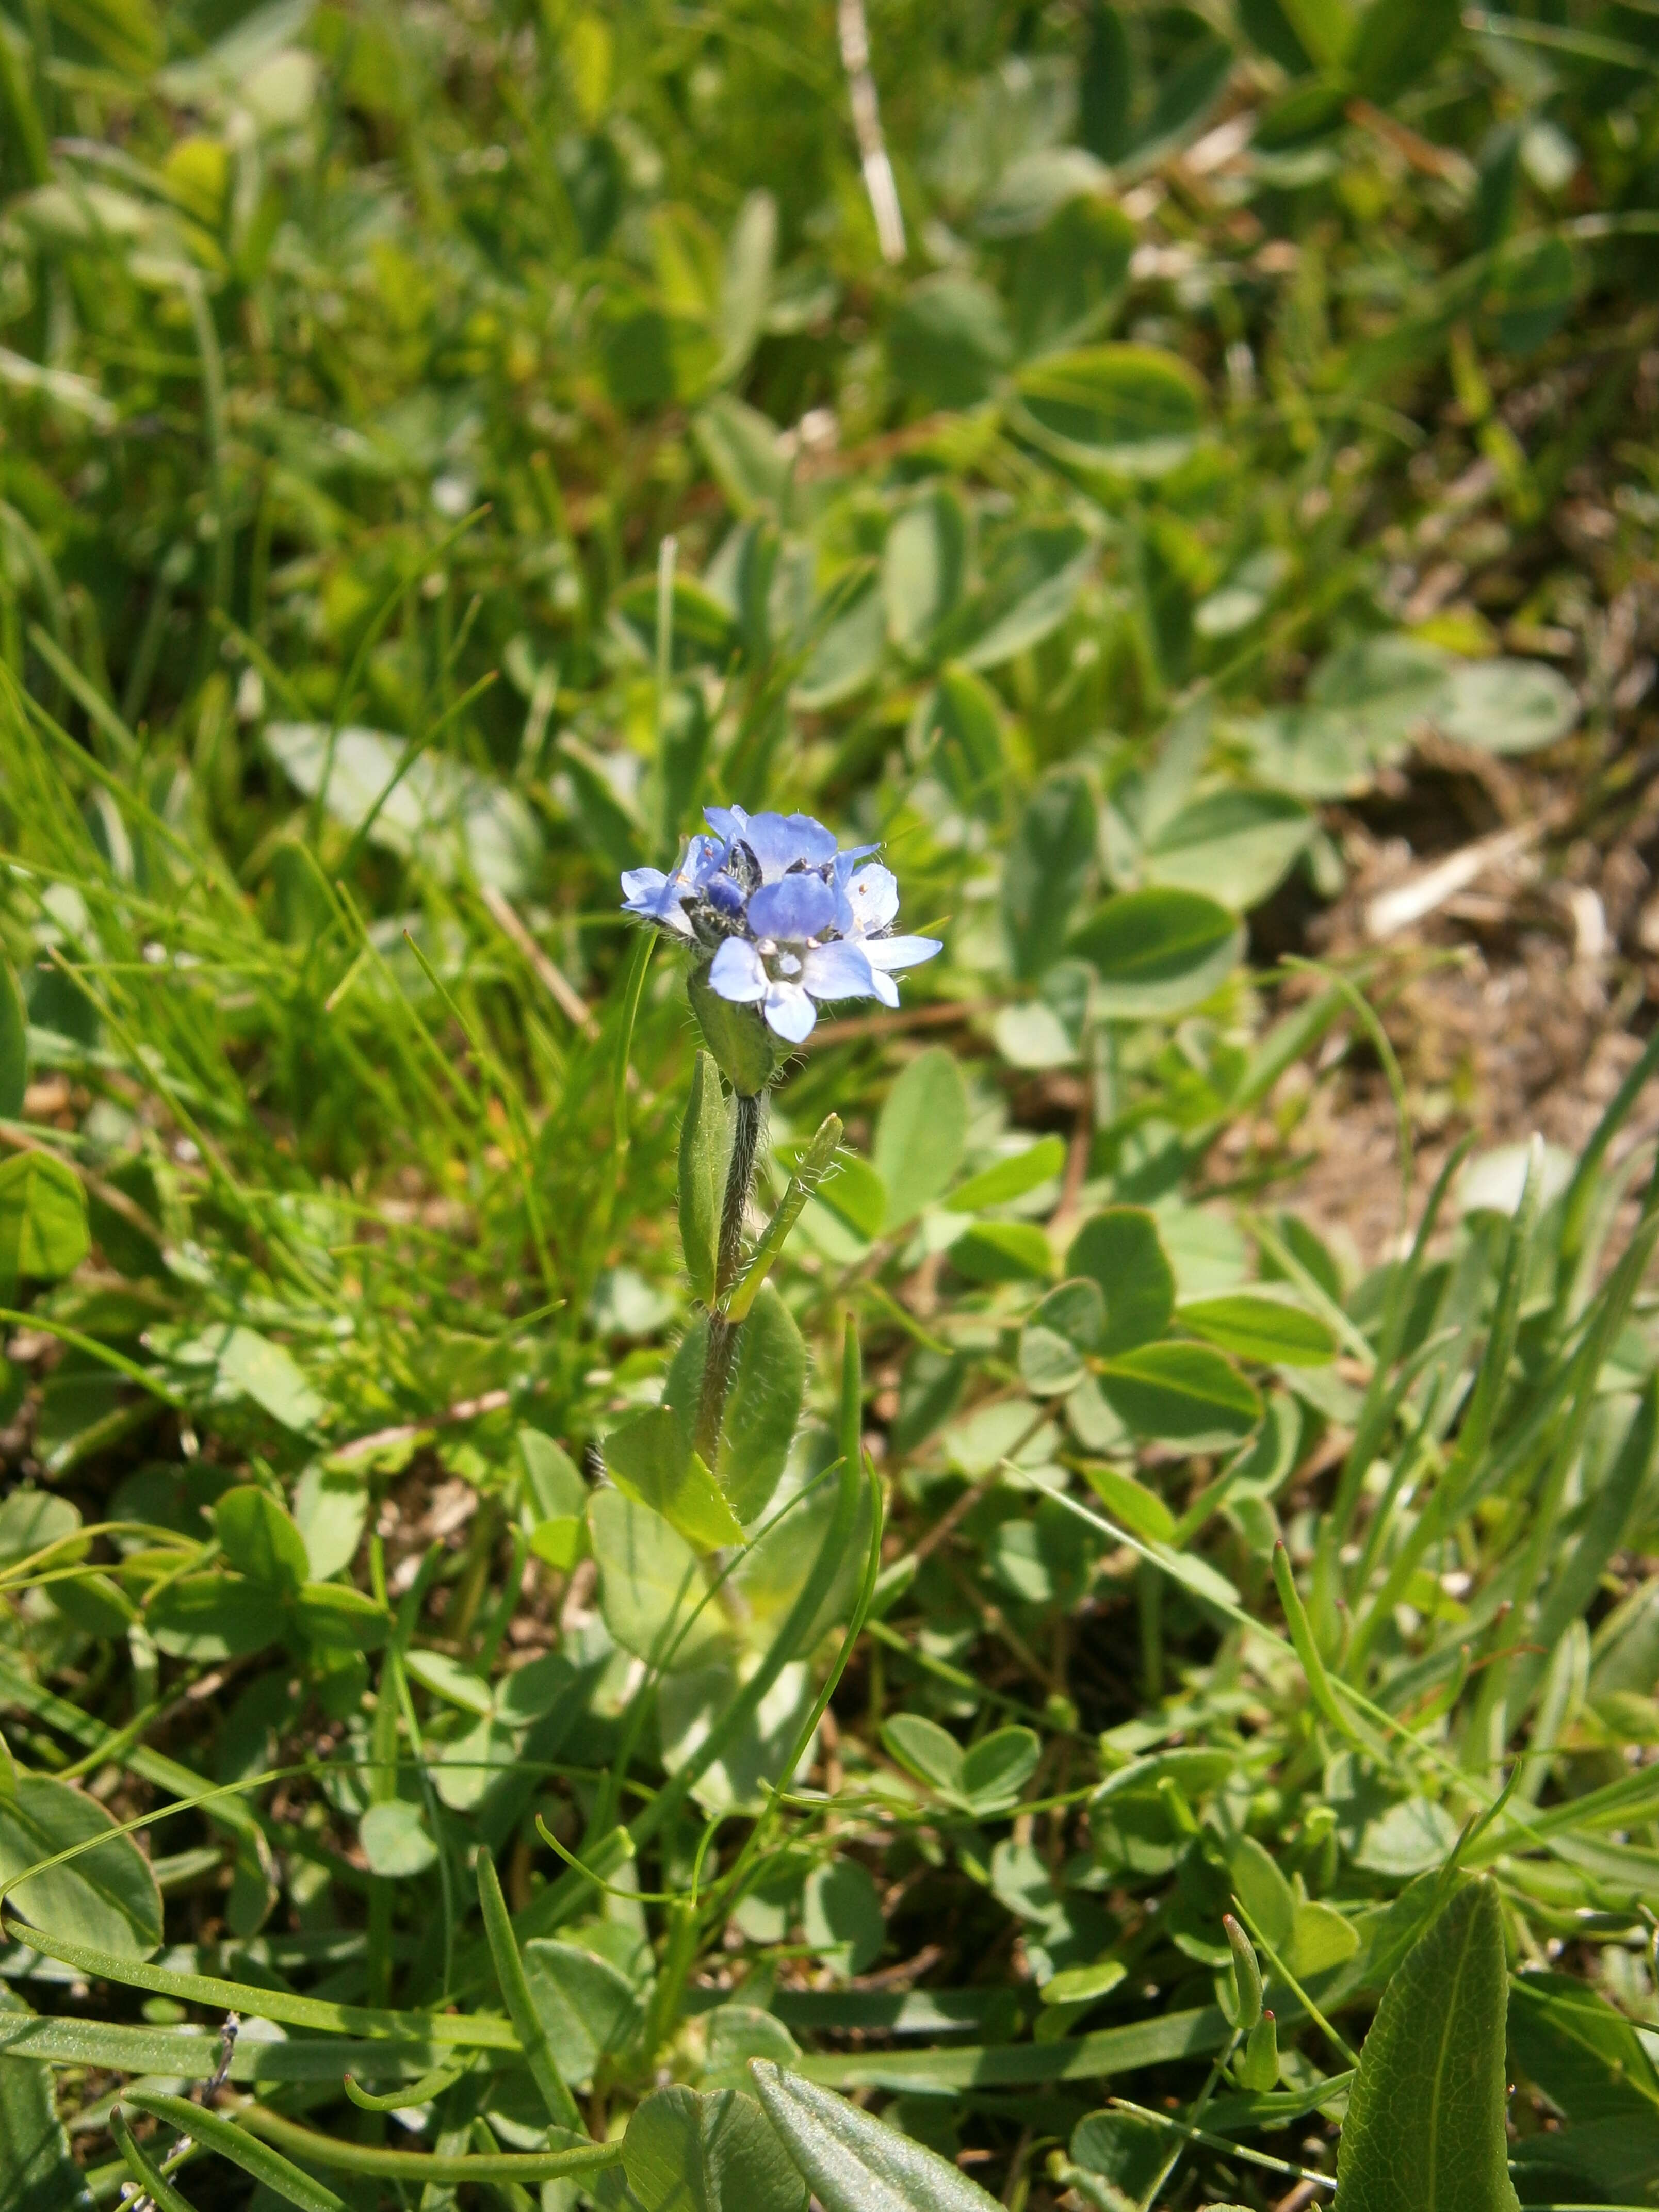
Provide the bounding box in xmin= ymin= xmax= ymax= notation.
xmin=4 ymin=0 xmax=1659 ymax=2205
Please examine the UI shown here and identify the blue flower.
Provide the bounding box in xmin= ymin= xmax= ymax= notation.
xmin=620 ymin=833 xmax=724 ymax=937
xmin=619 ymin=804 xmax=940 ymax=1046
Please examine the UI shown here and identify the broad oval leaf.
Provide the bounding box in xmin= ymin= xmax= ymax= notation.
xmin=608 ymin=1404 xmax=743 ymax=1552
xmin=1336 ymin=1876 xmax=1521 ymax=2212
xmin=1177 ymin=1290 xmax=1335 ymax=1367
xmin=718 ymin=1283 xmax=806 ymax=1527
xmin=884 ymin=485 xmax=968 ymax=656
xmin=1141 ymin=788 xmax=1313 ymax=910
xmin=1069 ymin=888 xmax=1243 ymax=1018
xmin=959 ymin=1726 xmax=1040 ymax=1814
xmin=948 ymin=1137 xmax=1067 ymax=1213
xmin=0 ymin=1988 xmax=91 ymax=2211
xmin=750 ymin=2061 xmax=1004 ymax=2212
xmin=0 ymin=1775 xmax=162 ymax=1960
xmin=960 ymin=523 xmax=1094 ymax=671
xmin=1097 ymin=1342 xmax=1262 ymax=1445
xmin=358 ymin=1801 xmax=438 ymax=1878
xmin=1068 ymin=1209 xmax=1176 ymax=1352
xmin=1434 ymin=657 xmax=1579 ymax=757
xmin=920 ymin=663 xmax=1008 ymax=818
xmin=802 ymin=1859 xmax=885 ymax=1977
xmin=0 ymin=1151 xmax=89 ymax=1285
xmin=0 ymin=958 xmax=25 ymax=1123
xmin=1003 ymin=770 xmax=1097 ymax=983
xmin=874 ymin=1049 xmax=968 ymax=1225
xmin=881 ymin=1713 xmax=965 ymax=1795
xmin=214 ymin=1485 xmax=310 ymax=1595
xmin=1080 ymin=1462 xmax=1176 ymax=1543
xmin=886 ymin=273 xmax=1011 ymax=409
xmin=792 ymin=565 xmax=886 ymax=711
xmin=949 ymin=1221 xmax=1055 ymax=1284
xmin=1012 ymin=345 xmax=1206 ymax=474
xmin=1021 ymin=1278 xmax=1107 ymax=1397
xmin=148 ymin=1572 xmax=287 ymax=1660
xmin=524 ymin=1939 xmax=646 ymax=2092
xmin=589 ymin=1487 xmax=730 ymax=1671
xmin=624 ymin=2082 xmax=807 ymax=2212
xmin=0 ymin=1487 xmax=81 ymax=1568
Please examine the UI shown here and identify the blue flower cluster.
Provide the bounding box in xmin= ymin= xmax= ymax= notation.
xmin=621 ymin=805 xmax=940 ymax=1044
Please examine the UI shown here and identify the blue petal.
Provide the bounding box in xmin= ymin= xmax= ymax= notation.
xmin=740 ymin=810 xmax=837 ymax=881
xmin=681 ymin=833 xmax=725 ymax=887
xmin=703 ymin=805 xmax=751 ymax=848
xmin=864 ymin=934 xmax=942 ymax=972
xmin=748 ymin=872 xmax=836 ymax=942
xmin=764 ymin=981 xmax=817 ymax=1043
xmin=802 ymin=940 xmax=879 ymax=1002
xmin=620 ymin=866 xmax=670 ymax=910
xmin=707 ymin=938 xmax=767 ymax=1002
xmin=834 ymin=861 xmax=900 ymax=938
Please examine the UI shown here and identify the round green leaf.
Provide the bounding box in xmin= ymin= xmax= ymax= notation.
xmin=1435 ymin=658 xmax=1579 ymax=756
xmin=359 ymin=1801 xmax=437 ymax=1878
xmin=0 ymin=1487 xmax=81 ymax=1568
xmin=1012 ymin=344 xmax=1206 ymax=474
xmin=624 ymin=2083 xmax=807 ymax=2212
xmin=1069 ymin=888 xmax=1243 ymax=1017
xmin=1097 ymin=1342 xmax=1262 ymax=1445
xmin=290 ymin=1581 xmax=389 ymax=1651
xmin=1080 ymin=1462 xmax=1176 ymax=1544
xmin=0 ymin=1775 xmax=162 ymax=1959
xmin=793 ymin=564 xmax=886 ymax=711
xmin=960 ymin=523 xmax=1094 ymax=670
xmin=0 ymin=1151 xmax=88 ymax=1284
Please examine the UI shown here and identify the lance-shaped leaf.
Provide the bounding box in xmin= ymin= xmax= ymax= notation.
xmin=1335 ymin=1876 xmax=1521 ymax=2212
xmin=606 ymin=1405 xmax=744 ymax=1552
xmin=2 ymin=1986 xmax=92 ymax=2212
xmin=680 ymin=1051 xmax=731 ymax=1306
xmin=715 ymin=1284 xmax=806 ymax=1526
xmin=725 ymin=1114 xmax=842 ymax=1321
xmin=749 ymin=2062 xmax=1003 ymax=2211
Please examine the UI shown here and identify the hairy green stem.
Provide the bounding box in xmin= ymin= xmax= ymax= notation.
xmin=693 ymin=1088 xmax=762 ymax=1466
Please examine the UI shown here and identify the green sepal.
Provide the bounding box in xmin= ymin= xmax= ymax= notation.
xmin=689 ymin=965 xmax=776 ymax=1098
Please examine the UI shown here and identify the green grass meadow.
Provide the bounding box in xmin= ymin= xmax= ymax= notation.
xmin=5 ymin=0 xmax=1659 ymax=2206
